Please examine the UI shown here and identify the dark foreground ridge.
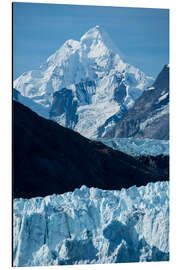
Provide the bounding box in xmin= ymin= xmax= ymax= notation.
xmin=13 ymin=101 xmax=169 ymax=198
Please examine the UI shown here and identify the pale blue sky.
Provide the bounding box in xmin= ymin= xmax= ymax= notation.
xmin=13 ymin=2 xmax=169 ymax=79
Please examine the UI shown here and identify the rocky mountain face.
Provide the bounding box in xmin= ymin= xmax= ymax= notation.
xmin=13 ymin=101 xmax=169 ymax=199
xmin=104 ymin=65 xmax=169 ymax=139
xmin=13 ymin=26 xmax=153 ymax=138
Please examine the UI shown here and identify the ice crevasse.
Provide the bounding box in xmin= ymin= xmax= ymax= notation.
xmin=13 ymin=181 xmax=169 ymax=266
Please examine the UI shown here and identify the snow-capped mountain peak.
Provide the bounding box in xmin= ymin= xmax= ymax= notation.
xmin=14 ymin=26 xmax=154 ymax=138
xmin=80 ymin=25 xmax=110 ymax=45
xmin=46 ymin=39 xmax=80 ymax=66
xmin=80 ymin=25 xmax=121 ymax=56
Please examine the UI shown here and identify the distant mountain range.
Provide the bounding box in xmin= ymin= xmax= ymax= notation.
xmin=13 ymin=26 xmax=154 ymax=139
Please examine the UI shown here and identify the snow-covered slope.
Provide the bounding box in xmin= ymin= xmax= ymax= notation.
xmin=13 ymin=181 xmax=169 ymax=266
xmin=13 ymin=88 xmax=49 ymax=119
xmin=97 ymin=138 xmax=169 ymax=157
xmin=14 ymin=26 xmax=153 ymax=138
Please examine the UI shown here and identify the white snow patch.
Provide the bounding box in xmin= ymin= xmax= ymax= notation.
xmin=146 ymin=86 xmax=155 ymax=91
xmin=140 ymin=105 xmax=169 ymax=130
xmin=159 ymin=92 xmax=169 ymax=102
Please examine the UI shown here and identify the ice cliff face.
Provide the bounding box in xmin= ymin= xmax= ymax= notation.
xmin=13 ymin=26 xmax=153 ymax=138
xmin=13 ymin=181 xmax=169 ymax=267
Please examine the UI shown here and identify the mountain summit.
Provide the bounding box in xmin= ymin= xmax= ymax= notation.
xmin=80 ymin=25 xmax=122 ymax=57
xmin=14 ymin=26 xmax=153 ymax=138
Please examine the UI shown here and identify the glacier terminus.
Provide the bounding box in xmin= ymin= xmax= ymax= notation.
xmin=13 ymin=181 xmax=169 ymax=266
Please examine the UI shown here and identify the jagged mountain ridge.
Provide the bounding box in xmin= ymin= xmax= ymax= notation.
xmin=104 ymin=65 xmax=169 ymax=139
xmin=13 ymin=100 xmax=168 ymax=199
xmin=13 ymin=26 xmax=153 ymax=138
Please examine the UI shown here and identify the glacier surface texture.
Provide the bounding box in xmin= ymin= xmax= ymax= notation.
xmin=13 ymin=181 xmax=169 ymax=266
xmin=97 ymin=138 xmax=169 ymax=157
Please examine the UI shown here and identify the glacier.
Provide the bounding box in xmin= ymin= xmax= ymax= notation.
xmin=97 ymin=138 xmax=169 ymax=157
xmin=13 ymin=181 xmax=169 ymax=267
xmin=13 ymin=26 xmax=153 ymax=138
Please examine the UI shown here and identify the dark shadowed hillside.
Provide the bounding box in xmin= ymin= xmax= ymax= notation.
xmin=13 ymin=101 xmax=169 ymax=198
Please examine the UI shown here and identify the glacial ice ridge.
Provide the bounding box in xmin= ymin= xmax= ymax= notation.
xmin=13 ymin=181 xmax=169 ymax=266
xmin=97 ymin=138 xmax=169 ymax=156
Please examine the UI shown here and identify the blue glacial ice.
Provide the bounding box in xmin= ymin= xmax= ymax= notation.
xmin=97 ymin=138 xmax=169 ymax=156
xmin=13 ymin=181 xmax=169 ymax=266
